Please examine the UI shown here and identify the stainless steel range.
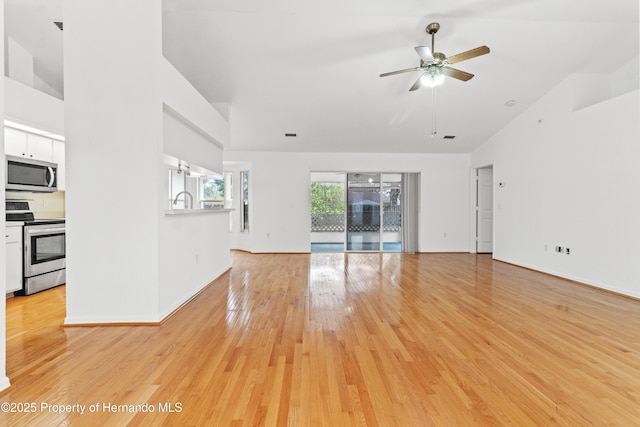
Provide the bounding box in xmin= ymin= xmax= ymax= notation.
xmin=6 ymin=200 xmax=66 ymax=295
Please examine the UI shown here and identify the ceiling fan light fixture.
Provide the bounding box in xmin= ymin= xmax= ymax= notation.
xmin=421 ymin=68 xmax=445 ymax=88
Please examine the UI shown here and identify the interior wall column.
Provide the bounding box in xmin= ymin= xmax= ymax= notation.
xmin=0 ymin=0 xmax=11 ymax=392
xmin=63 ymin=0 xmax=164 ymax=323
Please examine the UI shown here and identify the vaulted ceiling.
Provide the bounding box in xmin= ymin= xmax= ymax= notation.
xmin=5 ymin=0 xmax=639 ymax=153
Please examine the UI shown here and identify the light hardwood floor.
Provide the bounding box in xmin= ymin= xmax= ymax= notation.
xmin=2 ymin=251 xmax=640 ymax=426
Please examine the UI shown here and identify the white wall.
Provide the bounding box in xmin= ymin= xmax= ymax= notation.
xmin=159 ymin=58 xmax=232 ymax=319
xmin=471 ymin=71 xmax=640 ymax=297
xmin=158 ymin=210 xmax=231 ymax=319
xmin=163 ymin=109 xmax=222 ymax=175
xmin=6 ymin=36 xmax=63 ymax=99
xmin=159 ymin=110 xmax=230 ymax=317
xmin=160 ymin=60 xmax=229 ymax=148
xmin=64 ymin=0 xmax=163 ymax=323
xmin=0 ymin=0 xmax=10 ymax=393
xmin=33 ymin=74 xmax=63 ymax=99
xmin=64 ymin=0 xmax=231 ymax=324
xmin=4 ymin=77 xmax=64 ymax=134
xmin=7 ymin=37 xmax=33 ymax=87
xmin=223 ymin=151 xmax=470 ymax=253
xmin=612 ymin=57 xmax=640 ymax=99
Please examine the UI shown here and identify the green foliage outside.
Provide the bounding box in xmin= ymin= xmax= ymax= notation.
xmin=203 ymin=177 xmax=225 ymax=200
xmin=311 ymin=183 xmax=345 ymax=214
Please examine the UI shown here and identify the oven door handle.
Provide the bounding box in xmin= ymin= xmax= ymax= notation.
xmin=27 ymin=227 xmax=66 ymax=235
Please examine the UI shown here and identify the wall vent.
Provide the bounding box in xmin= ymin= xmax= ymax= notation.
xmin=285 ymin=133 xmax=297 ymax=137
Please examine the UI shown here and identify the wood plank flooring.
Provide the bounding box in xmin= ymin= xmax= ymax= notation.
xmin=2 ymin=251 xmax=640 ymax=425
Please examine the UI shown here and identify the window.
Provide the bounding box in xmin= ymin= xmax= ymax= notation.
xmin=201 ymin=175 xmax=224 ymax=200
xmin=241 ymin=170 xmax=249 ymax=232
xmin=199 ymin=173 xmax=225 ymax=209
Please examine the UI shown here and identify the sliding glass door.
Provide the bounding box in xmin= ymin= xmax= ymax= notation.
xmin=347 ymin=173 xmax=381 ymax=251
xmin=310 ymin=172 xmax=346 ymax=252
xmin=311 ymin=172 xmax=413 ymax=253
xmin=381 ymin=173 xmax=402 ymax=252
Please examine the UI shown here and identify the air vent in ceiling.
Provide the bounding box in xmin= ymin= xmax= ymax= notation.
xmin=53 ymin=21 xmax=63 ymax=31
xmin=443 ymin=135 xmax=456 ymax=140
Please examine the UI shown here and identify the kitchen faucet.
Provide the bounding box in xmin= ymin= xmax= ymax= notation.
xmin=173 ymin=191 xmax=194 ymax=209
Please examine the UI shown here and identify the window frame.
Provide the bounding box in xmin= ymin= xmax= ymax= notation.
xmin=240 ymin=170 xmax=249 ymax=233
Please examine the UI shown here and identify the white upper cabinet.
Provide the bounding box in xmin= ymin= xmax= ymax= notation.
xmin=4 ymin=127 xmax=66 ymax=191
xmin=5 ymin=127 xmax=30 ymax=158
xmin=5 ymin=127 xmax=52 ymax=160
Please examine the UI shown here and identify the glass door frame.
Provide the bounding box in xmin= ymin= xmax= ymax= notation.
xmin=346 ymin=172 xmax=382 ymax=251
xmin=345 ymin=172 xmax=402 ymax=253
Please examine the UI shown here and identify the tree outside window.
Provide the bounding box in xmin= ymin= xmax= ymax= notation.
xmin=201 ymin=176 xmax=225 ymax=200
xmin=310 ymin=182 xmax=345 ymax=232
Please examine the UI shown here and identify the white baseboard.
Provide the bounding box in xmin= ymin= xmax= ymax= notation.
xmin=494 ymin=256 xmax=640 ymax=300
xmin=0 ymin=376 xmax=11 ymax=392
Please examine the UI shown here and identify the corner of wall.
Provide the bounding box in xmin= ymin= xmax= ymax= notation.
xmin=159 ymin=58 xmax=230 ymax=148
xmin=1 ymin=0 xmax=9 ymax=391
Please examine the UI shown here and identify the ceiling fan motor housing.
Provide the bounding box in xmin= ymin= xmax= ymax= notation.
xmin=432 ymin=52 xmax=446 ymax=64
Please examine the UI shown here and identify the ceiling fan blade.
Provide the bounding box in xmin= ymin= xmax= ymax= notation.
xmin=442 ymin=67 xmax=474 ymax=81
xmin=446 ymin=46 xmax=490 ymax=64
xmin=408 ymin=74 xmax=426 ymax=91
xmin=379 ymin=67 xmax=421 ymax=77
xmin=414 ymin=46 xmax=434 ymax=61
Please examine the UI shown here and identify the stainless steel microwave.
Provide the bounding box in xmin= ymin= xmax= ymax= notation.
xmin=5 ymin=155 xmax=58 ymax=192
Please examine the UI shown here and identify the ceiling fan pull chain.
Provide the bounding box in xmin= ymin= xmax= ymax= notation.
xmin=431 ymin=86 xmax=437 ymax=136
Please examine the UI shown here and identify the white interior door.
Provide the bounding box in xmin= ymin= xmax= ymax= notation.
xmin=477 ymin=168 xmax=493 ymax=253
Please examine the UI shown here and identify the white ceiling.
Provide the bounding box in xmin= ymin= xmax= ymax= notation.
xmin=5 ymin=0 xmax=639 ymax=153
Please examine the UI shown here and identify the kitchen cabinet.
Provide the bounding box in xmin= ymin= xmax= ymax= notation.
xmin=5 ymin=225 xmax=23 ymax=293
xmin=4 ymin=127 xmax=66 ymax=191
xmin=5 ymin=127 xmax=52 ymax=160
xmin=4 ymin=127 xmax=28 ymax=157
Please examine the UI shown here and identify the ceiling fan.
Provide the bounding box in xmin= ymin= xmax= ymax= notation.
xmin=380 ymin=22 xmax=490 ymax=91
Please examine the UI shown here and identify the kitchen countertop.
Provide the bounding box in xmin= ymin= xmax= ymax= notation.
xmin=164 ymin=208 xmax=234 ymax=216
